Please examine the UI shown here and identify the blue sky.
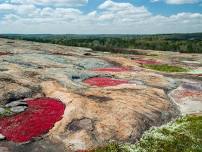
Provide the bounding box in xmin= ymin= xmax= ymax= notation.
xmin=0 ymin=0 xmax=202 ymax=34
xmin=82 ymin=0 xmax=202 ymax=15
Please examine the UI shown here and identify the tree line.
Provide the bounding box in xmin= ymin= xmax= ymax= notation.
xmin=0 ymin=33 xmax=202 ymax=53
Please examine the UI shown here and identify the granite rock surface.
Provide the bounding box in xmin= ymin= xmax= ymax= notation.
xmin=0 ymin=38 xmax=201 ymax=151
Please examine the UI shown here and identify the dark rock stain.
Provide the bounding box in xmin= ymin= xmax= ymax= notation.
xmin=67 ymin=118 xmax=94 ymax=132
xmin=87 ymin=95 xmax=112 ymax=103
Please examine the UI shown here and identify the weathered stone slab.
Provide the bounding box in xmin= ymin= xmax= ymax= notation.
xmin=169 ymin=83 xmax=202 ymax=114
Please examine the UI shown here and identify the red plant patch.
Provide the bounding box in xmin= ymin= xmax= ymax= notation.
xmin=135 ymin=59 xmax=161 ymax=65
xmin=0 ymin=98 xmax=65 ymax=143
xmin=195 ymin=74 xmax=202 ymax=77
xmin=92 ymin=67 xmax=129 ymax=72
xmin=0 ymin=52 xmax=12 ymax=56
xmin=175 ymin=90 xmax=202 ymax=98
xmin=84 ymin=77 xmax=128 ymax=87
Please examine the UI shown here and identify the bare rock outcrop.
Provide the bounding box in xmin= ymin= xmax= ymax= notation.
xmin=0 ymin=38 xmax=201 ymax=151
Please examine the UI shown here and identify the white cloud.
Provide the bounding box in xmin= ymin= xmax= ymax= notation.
xmin=151 ymin=0 xmax=199 ymax=4
xmin=150 ymin=0 xmax=160 ymax=2
xmin=0 ymin=0 xmax=201 ymax=34
xmin=166 ymin=0 xmax=199 ymax=4
xmin=8 ymin=0 xmax=88 ymax=7
xmin=97 ymin=0 xmax=151 ymax=23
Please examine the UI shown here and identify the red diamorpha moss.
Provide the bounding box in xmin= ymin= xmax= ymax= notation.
xmin=84 ymin=77 xmax=128 ymax=87
xmin=92 ymin=67 xmax=129 ymax=72
xmin=175 ymin=90 xmax=202 ymax=98
xmin=135 ymin=59 xmax=161 ymax=65
xmin=195 ymin=74 xmax=202 ymax=77
xmin=0 ymin=98 xmax=65 ymax=143
xmin=0 ymin=52 xmax=12 ymax=56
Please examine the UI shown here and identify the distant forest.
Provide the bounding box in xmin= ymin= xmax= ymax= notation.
xmin=0 ymin=33 xmax=202 ymax=53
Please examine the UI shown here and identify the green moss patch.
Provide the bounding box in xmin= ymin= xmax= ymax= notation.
xmin=91 ymin=115 xmax=202 ymax=152
xmin=90 ymin=143 xmax=121 ymax=152
xmin=0 ymin=107 xmax=12 ymax=117
xmin=143 ymin=64 xmax=188 ymax=73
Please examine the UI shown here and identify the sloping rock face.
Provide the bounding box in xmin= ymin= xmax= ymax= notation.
xmin=169 ymin=83 xmax=202 ymax=114
xmin=0 ymin=38 xmax=202 ymax=151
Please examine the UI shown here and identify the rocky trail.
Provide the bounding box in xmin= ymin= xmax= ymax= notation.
xmin=0 ymin=38 xmax=201 ymax=152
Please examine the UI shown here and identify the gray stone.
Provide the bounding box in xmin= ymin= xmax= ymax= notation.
xmin=5 ymin=101 xmax=28 ymax=108
xmin=67 ymin=118 xmax=94 ymax=132
xmin=75 ymin=58 xmax=112 ymax=70
xmin=0 ymin=107 xmax=5 ymax=114
xmin=10 ymin=106 xmax=27 ymax=113
xmin=0 ymin=133 xmax=5 ymax=140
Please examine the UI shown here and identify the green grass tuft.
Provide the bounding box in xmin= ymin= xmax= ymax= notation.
xmin=143 ymin=64 xmax=188 ymax=73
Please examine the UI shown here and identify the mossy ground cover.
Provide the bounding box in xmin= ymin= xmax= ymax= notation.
xmin=91 ymin=115 xmax=202 ymax=152
xmin=0 ymin=107 xmax=12 ymax=117
xmin=143 ymin=64 xmax=188 ymax=73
